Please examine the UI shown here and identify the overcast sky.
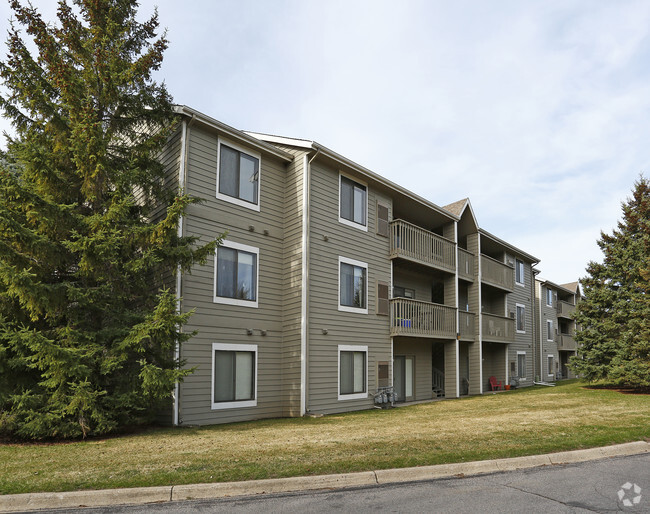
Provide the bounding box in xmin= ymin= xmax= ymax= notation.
xmin=2 ymin=0 xmax=650 ymax=284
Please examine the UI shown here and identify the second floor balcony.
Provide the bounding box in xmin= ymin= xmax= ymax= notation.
xmin=390 ymin=219 xmax=456 ymax=274
xmin=480 ymin=255 xmax=514 ymax=292
xmin=482 ymin=313 xmax=515 ymax=343
xmin=558 ymin=333 xmax=577 ymax=351
xmin=459 ymin=311 xmax=476 ymax=340
xmin=458 ymin=248 xmax=475 ymax=282
xmin=557 ymin=300 xmax=576 ymax=319
xmin=390 ymin=297 xmax=456 ymax=338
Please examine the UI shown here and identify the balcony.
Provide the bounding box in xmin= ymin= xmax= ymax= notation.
xmin=390 ymin=219 xmax=455 ymax=273
xmin=459 ymin=311 xmax=476 ymax=340
xmin=390 ymin=298 xmax=456 ymax=338
xmin=557 ymin=300 xmax=576 ymax=319
xmin=482 ymin=313 xmax=515 ymax=343
xmin=480 ymin=255 xmax=514 ymax=292
xmin=558 ymin=333 xmax=577 ymax=351
xmin=458 ymin=248 xmax=475 ymax=282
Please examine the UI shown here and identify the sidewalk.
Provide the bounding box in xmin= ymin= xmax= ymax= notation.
xmin=1 ymin=440 xmax=648 ymax=512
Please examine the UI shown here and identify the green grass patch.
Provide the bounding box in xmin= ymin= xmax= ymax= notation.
xmin=1 ymin=380 xmax=648 ymax=495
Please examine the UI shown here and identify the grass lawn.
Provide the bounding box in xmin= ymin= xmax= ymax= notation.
xmin=1 ymin=380 xmax=649 ymax=495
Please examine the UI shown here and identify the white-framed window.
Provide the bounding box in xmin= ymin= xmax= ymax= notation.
xmin=214 ymin=240 xmax=259 ymax=308
xmin=546 ymin=287 xmax=553 ymax=307
xmin=515 ymin=259 xmax=525 ymax=286
xmin=338 ymin=256 xmax=368 ymax=314
xmin=216 ymin=138 xmax=261 ymax=212
xmin=547 ymin=354 xmax=554 ymax=377
xmin=339 ymin=173 xmax=368 ymax=231
xmin=516 ymin=304 xmax=525 ymax=333
xmin=338 ymin=345 xmax=368 ymax=400
xmin=517 ymin=351 xmax=527 ymax=380
xmin=547 ymin=320 xmax=554 ymax=341
xmin=211 ymin=343 xmax=257 ymax=409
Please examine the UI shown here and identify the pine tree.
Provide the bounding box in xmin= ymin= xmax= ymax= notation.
xmin=0 ymin=0 xmax=217 ymax=439
xmin=571 ymin=177 xmax=650 ymax=387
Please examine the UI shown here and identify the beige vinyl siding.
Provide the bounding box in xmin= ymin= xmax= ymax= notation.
xmin=279 ymin=146 xmax=306 ymax=416
xmin=483 ymin=342 xmax=507 ymax=388
xmin=177 ymin=125 xmax=288 ymax=425
xmin=393 ymin=268 xmax=434 ymax=302
xmin=393 ymin=337 xmax=433 ymax=401
xmin=306 ymin=160 xmax=392 ymax=415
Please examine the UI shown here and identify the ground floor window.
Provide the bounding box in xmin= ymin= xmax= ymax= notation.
xmin=517 ymin=351 xmax=527 ymax=380
xmin=212 ymin=343 xmax=257 ymax=409
xmin=548 ymin=355 xmax=554 ymax=377
xmin=338 ymin=345 xmax=368 ymax=400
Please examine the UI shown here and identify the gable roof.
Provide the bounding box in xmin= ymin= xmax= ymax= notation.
xmin=443 ymin=198 xmax=469 ymax=217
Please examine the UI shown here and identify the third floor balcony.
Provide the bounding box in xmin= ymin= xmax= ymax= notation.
xmin=390 ymin=219 xmax=456 ymax=274
xmin=480 ymin=255 xmax=514 ymax=292
xmin=557 ymin=300 xmax=576 ymax=319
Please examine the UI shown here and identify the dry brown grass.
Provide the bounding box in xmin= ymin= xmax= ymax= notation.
xmin=1 ymin=380 xmax=649 ymax=494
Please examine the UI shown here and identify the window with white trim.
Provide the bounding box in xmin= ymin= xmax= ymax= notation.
xmin=517 ymin=351 xmax=527 ymax=379
xmin=515 ymin=259 xmax=525 ymax=286
xmin=516 ymin=304 xmax=525 ymax=333
xmin=216 ymin=139 xmax=261 ymax=211
xmin=211 ymin=343 xmax=257 ymax=409
xmin=547 ymin=355 xmax=554 ymax=377
xmin=214 ymin=241 xmax=259 ymax=308
xmin=339 ymin=174 xmax=367 ymax=230
xmin=547 ymin=320 xmax=554 ymax=341
xmin=338 ymin=345 xmax=368 ymax=400
xmin=339 ymin=256 xmax=368 ymax=313
xmin=546 ymin=287 xmax=553 ymax=307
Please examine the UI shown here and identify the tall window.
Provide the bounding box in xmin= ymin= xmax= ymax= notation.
xmin=517 ymin=352 xmax=527 ymax=379
xmin=548 ymin=355 xmax=554 ymax=377
xmin=515 ymin=259 xmax=524 ymax=285
xmin=339 ymin=345 xmax=367 ymax=399
xmin=214 ymin=241 xmax=259 ymax=307
xmin=339 ymin=257 xmax=368 ymax=313
xmin=339 ymin=175 xmax=367 ymax=229
xmin=516 ymin=304 xmax=525 ymax=332
xmin=212 ymin=343 xmax=257 ymax=409
xmin=217 ymin=140 xmax=260 ymax=211
xmin=546 ymin=287 xmax=553 ymax=306
xmin=547 ymin=320 xmax=554 ymax=341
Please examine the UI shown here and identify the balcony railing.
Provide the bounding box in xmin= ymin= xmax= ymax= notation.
xmin=558 ymin=333 xmax=577 ymax=351
xmin=482 ymin=313 xmax=515 ymax=342
xmin=557 ymin=300 xmax=576 ymax=319
xmin=458 ymin=248 xmax=475 ymax=281
xmin=390 ymin=219 xmax=456 ymax=273
xmin=390 ymin=298 xmax=456 ymax=338
xmin=459 ymin=311 xmax=476 ymax=339
xmin=480 ymin=255 xmax=514 ymax=291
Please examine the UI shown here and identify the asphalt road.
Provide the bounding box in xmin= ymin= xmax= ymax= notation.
xmin=18 ymin=453 xmax=650 ymax=514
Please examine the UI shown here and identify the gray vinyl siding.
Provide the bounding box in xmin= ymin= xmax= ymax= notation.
xmin=306 ymin=160 xmax=392 ymax=415
xmin=177 ymin=124 xmax=288 ymax=425
xmin=539 ymin=283 xmax=559 ymax=380
xmin=506 ymin=253 xmax=535 ymax=386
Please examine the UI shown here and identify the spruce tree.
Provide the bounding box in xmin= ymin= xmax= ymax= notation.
xmin=571 ymin=177 xmax=650 ymax=387
xmin=0 ymin=0 xmax=216 ymax=439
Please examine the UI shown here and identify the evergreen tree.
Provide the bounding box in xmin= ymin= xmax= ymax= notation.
xmin=0 ymin=0 xmax=217 ymax=439
xmin=571 ymin=177 xmax=650 ymax=387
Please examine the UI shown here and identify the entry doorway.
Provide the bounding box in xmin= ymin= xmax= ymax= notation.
xmin=394 ymin=355 xmax=415 ymax=402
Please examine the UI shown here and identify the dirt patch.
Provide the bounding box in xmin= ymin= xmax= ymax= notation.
xmin=584 ymin=385 xmax=650 ymax=395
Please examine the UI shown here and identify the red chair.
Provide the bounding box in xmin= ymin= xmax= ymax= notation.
xmin=488 ymin=376 xmax=502 ymax=391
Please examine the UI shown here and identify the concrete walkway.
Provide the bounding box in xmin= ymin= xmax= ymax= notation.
xmin=1 ymin=441 xmax=648 ymax=513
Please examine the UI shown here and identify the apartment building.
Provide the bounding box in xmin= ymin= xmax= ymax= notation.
xmin=167 ymin=105 xmax=548 ymax=426
xmin=535 ymin=279 xmax=582 ymax=381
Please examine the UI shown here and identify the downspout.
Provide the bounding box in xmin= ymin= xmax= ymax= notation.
xmin=174 ymin=115 xmax=194 ymax=426
xmin=300 ymin=148 xmax=320 ymax=416
xmin=477 ymin=235 xmax=483 ymax=394
xmin=454 ymin=222 xmax=460 ymax=398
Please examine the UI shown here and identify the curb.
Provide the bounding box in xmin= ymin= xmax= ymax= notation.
xmin=1 ymin=441 xmax=648 ymax=512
